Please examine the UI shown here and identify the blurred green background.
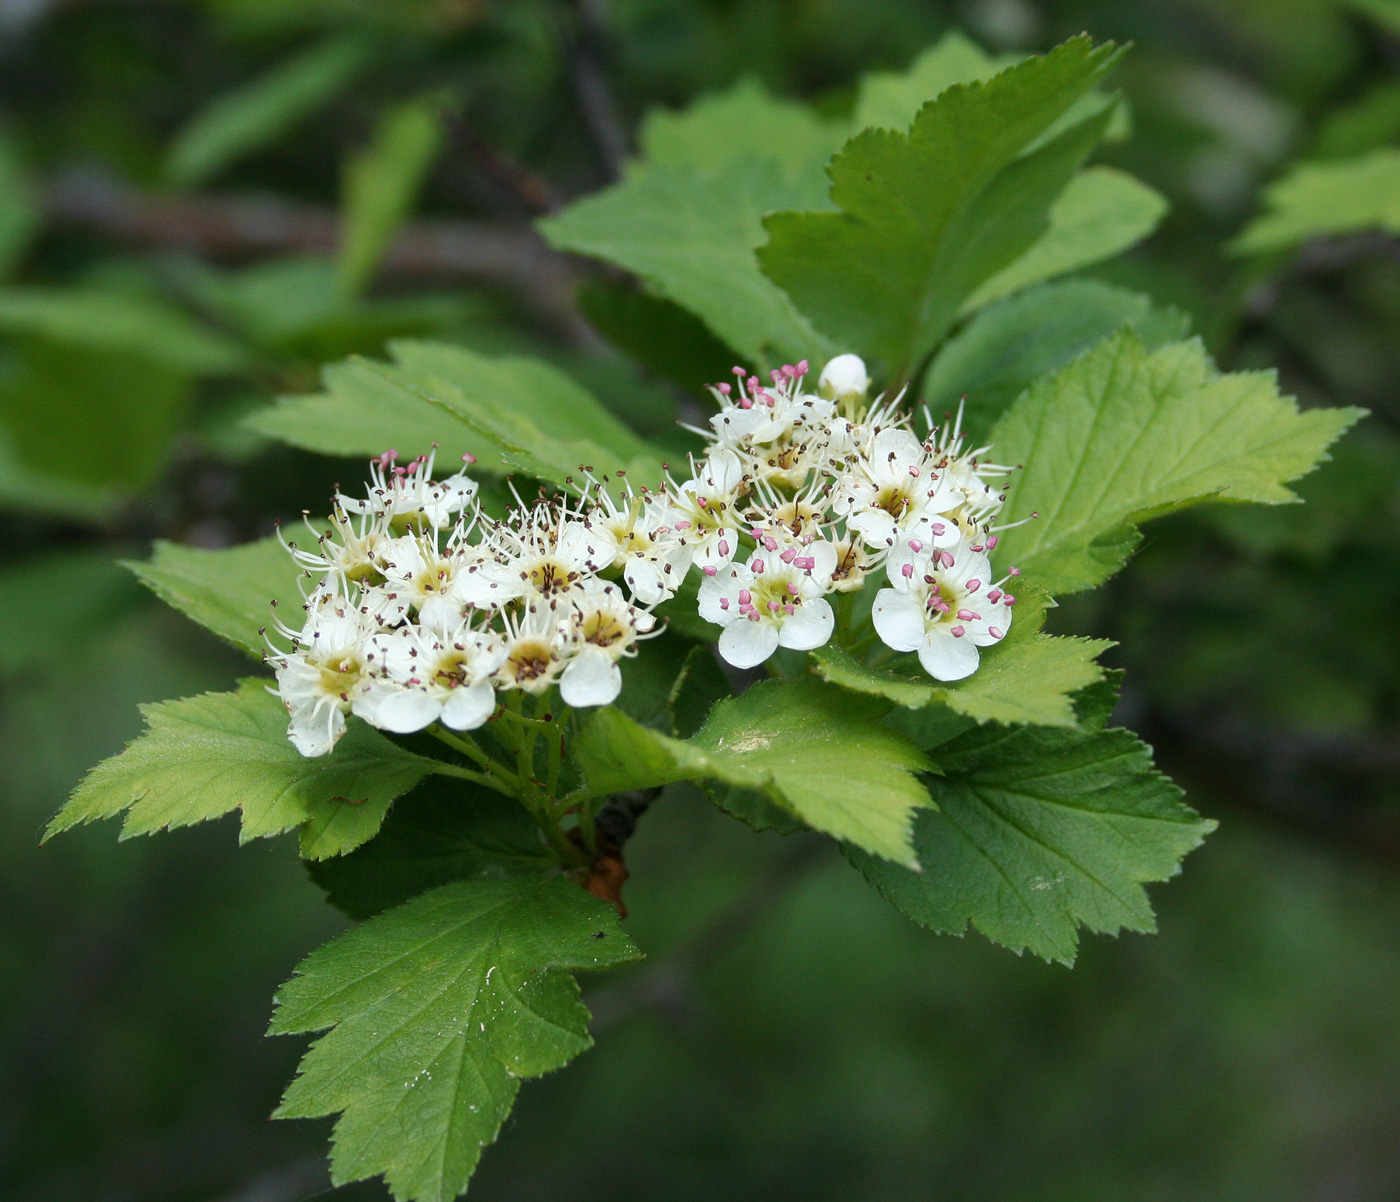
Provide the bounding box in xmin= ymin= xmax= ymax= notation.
xmin=4 ymin=1 xmax=1400 ymax=1198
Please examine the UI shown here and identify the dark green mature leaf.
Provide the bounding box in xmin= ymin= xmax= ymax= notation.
xmin=1232 ymin=149 xmax=1400 ymax=254
xmin=922 ymin=279 xmax=1190 ymax=432
xmin=569 ymin=678 xmax=931 ymax=866
xmin=309 ymin=780 xmax=554 ymax=919
xmin=250 ymin=340 xmax=666 ymax=488
xmin=166 ymin=34 xmax=368 ymax=187
xmin=812 ymin=588 xmax=1108 ymax=728
xmin=45 ymin=679 xmax=439 ymax=858
xmin=991 ymin=332 xmax=1366 ymax=594
xmin=271 ymin=876 xmax=642 ymax=1202
xmin=128 ymin=536 xmax=309 ymax=657
xmin=759 ymin=38 xmax=1121 ymax=378
xmin=848 ymin=718 xmax=1214 ymax=963
xmin=339 ymin=98 xmax=443 ymax=296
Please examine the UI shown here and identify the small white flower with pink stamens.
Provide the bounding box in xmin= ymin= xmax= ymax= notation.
xmin=672 ymin=449 xmax=746 ymax=571
xmin=697 ymin=537 xmax=837 ymax=669
xmin=586 ymin=483 xmax=693 ymax=605
xmin=337 ymin=449 xmax=478 ymax=532
xmin=457 ymin=498 xmax=617 ymax=609
xmin=835 ymin=427 xmax=962 ymax=551
xmin=871 ymin=536 xmax=1014 ymax=681
xmin=357 ymin=619 xmax=506 ymax=734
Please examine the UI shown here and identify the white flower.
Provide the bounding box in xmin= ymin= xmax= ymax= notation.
xmin=835 ymin=427 xmax=962 ymax=551
xmin=924 ymin=401 xmax=1013 ymax=531
xmin=672 ymin=449 xmax=747 ymax=571
xmin=587 ymin=484 xmax=692 ymax=605
xmin=558 ymin=580 xmax=656 ymax=708
xmin=871 ymin=537 xmax=1013 ymax=681
xmin=698 ymin=538 xmax=837 ymax=669
xmin=279 ymin=505 xmax=391 ymax=588
xmin=356 ymin=619 xmax=506 ymax=733
xmin=458 ymin=499 xmax=616 ymax=609
xmin=267 ymin=589 xmax=376 ymax=757
xmin=337 ymin=448 xmax=478 ymax=532
xmin=495 ymin=604 xmax=575 ymax=695
xmin=817 ymin=353 xmax=869 ymax=402
xmin=367 ymin=532 xmax=479 ymax=628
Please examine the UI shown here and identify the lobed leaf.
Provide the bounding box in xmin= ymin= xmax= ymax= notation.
xmin=991 ymin=331 xmax=1366 ymax=594
xmin=271 ymin=876 xmax=641 ymax=1202
xmin=44 ymin=679 xmax=438 ymax=858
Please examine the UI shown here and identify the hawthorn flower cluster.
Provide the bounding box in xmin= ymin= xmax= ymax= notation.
xmin=266 ymin=354 xmax=1021 ymax=758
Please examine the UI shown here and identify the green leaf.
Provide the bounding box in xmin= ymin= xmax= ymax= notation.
xmin=922 ymin=279 xmax=1190 ymax=433
xmin=127 ymin=536 xmax=309 ymax=658
xmin=569 ymin=678 xmax=932 ymax=866
xmin=812 ymin=588 xmax=1109 ymax=729
xmin=961 ymin=166 xmax=1168 ymax=313
xmin=853 ymin=31 xmax=1008 ymax=131
xmin=0 ymin=548 xmax=144 ymax=673
xmin=991 ymin=331 xmax=1366 ymax=594
xmin=847 ymin=718 xmax=1215 ymax=963
xmin=270 ymin=876 xmax=642 ymax=1202
xmin=0 ymin=287 xmax=247 ymax=374
xmin=541 ymin=158 xmax=835 ymax=366
xmin=1312 ymin=80 xmax=1400 ymax=160
xmin=759 ymin=37 xmax=1122 ymax=379
xmin=1232 ymin=149 xmax=1400 ymax=255
xmin=0 ymin=128 xmax=37 ymax=278
xmin=339 ymin=98 xmax=444 ymax=296
xmin=250 ymin=340 xmax=666 ymax=488
xmin=166 ymin=34 xmax=369 ymax=187
xmin=45 ymin=679 xmax=438 ymax=858
xmin=309 ymin=779 xmax=555 ymax=920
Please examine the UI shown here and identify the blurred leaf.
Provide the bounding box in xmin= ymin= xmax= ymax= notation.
xmin=570 ymin=678 xmax=932 ymax=866
xmin=338 ymin=97 xmax=443 ymax=297
xmin=166 ymin=34 xmax=369 ymax=187
xmin=251 ymin=340 xmax=666 ymax=488
xmin=854 ymin=30 xmax=1008 ymax=130
xmin=128 ymin=536 xmax=309 ymax=657
xmin=962 ymin=167 xmax=1168 ymax=313
xmin=759 ymin=38 xmax=1121 ymax=378
xmin=1312 ymin=80 xmax=1400 ymax=159
xmin=0 ymin=288 xmax=247 ymax=374
xmin=45 ymin=678 xmax=438 ymax=857
xmin=0 ymin=548 xmax=144 ymax=673
xmin=1346 ymin=0 xmax=1400 ymax=35
xmin=923 ymin=279 xmax=1191 ymax=431
xmin=0 ymin=422 xmax=123 ymax=521
xmin=270 ymin=876 xmax=641 ymax=1202
xmin=992 ymin=332 xmax=1366 ymax=594
xmin=308 ymin=779 xmax=554 ymax=920
xmin=173 ymin=255 xmax=345 ymax=347
xmin=1233 ymin=149 xmax=1400 ymax=254
xmin=0 ymin=129 xmax=37 ymax=279
xmin=848 ymin=718 xmax=1214 ymax=964
xmin=812 ymin=588 xmax=1109 ymax=728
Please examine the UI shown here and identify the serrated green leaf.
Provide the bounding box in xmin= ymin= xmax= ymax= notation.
xmin=923 ymin=279 xmax=1190 ymax=434
xmin=250 ymin=340 xmax=665 ymax=489
xmin=569 ymin=678 xmax=931 ymax=866
xmin=339 ymin=98 xmax=443 ymax=296
xmin=991 ymin=331 xmax=1366 ymax=594
xmin=812 ymin=588 xmax=1109 ymax=728
xmin=128 ymin=536 xmax=309 ymax=657
xmin=848 ymin=720 xmax=1214 ymax=964
xmin=759 ymin=38 xmax=1121 ymax=379
xmin=271 ymin=876 xmax=642 ymax=1202
xmin=309 ymin=779 xmax=555 ymax=920
xmin=854 ymin=31 xmax=1008 ymax=131
xmin=1232 ymin=149 xmax=1400 ymax=255
xmin=44 ymin=679 xmax=438 ymax=857
xmin=961 ymin=166 xmax=1167 ymax=312
xmin=166 ymin=34 xmax=368 ymax=187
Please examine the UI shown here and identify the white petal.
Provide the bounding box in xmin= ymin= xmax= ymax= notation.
xmin=918 ymin=631 xmax=980 ymax=681
xmin=287 ymin=701 xmax=345 ymax=758
xmin=697 ymin=568 xmax=742 ymax=626
xmin=354 ymin=682 xmax=441 ymax=733
xmin=559 ymin=646 xmax=622 ymax=707
xmin=849 ymin=508 xmax=896 ymax=549
xmin=718 ymin=619 xmax=780 ymax=669
xmin=818 ymin=353 xmax=868 ymax=399
xmin=417 ymin=594 xmax=461 ymax=630
xmin=805 ymin=539 xmax=839 ymax=580
xmin=776 ymin=599 xmax=834 ymax=651
xmin=872 ymin=589 xmax=927 ymax=653
xmin=441 ymin=680 xmax=497 ymax=730
xmin=623 ymin=557 xmax=667 ymax=605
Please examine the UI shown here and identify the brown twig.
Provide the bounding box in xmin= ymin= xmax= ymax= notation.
xmin=566 ymin=0 xmax=629 ymax=179
xmin=443 ymin=113 xmax=563 ymax=215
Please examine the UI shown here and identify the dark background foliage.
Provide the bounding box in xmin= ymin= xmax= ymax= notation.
xmin=2 ymin=0 xmax=1398 ymax=1198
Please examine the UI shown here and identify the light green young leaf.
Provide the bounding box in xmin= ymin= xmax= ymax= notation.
xmin=922 ymin=279 xmax=1190 ymax=430
xmin=570 ymin=678 xmax=932 ymax=866
xmin=339 ymin=98 xmax=443 ymax=296
xmin=541 ymin=159 xmax=835 ymax=366
xmin=127 ymin=536 xmax=309 ymax=657
xmin=44 ymin=679 xmax=438 ymax=858
xmin=0 ymin=129 xmax=37 ymax=278
xmin=250 ymin=340 xmax=666 ymax=488
xmin=270 ymin=876 xmax=641 ymax=1202
xmin=962 ymin=166 xmax=1167 ymax=312
xmin=1232 ymin=149 xmax=1400 ymax=255
xmin=811 ymin=588 xmax=1109 ymax=728
xmin=848 ymin=717 xmax=1215 ymax=964
xmin=166 ymin=34 xmax=368 ymax=187
xmin=759 ymin=37 xmax=1121 ymax=379
xmin=991 ymin=331 xmax=1366 ymax=594
xmin=854 ymin=30 xmax=1007 ymax=131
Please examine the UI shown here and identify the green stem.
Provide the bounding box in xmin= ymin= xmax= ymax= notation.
xmin=428 ymin=760 xmax=517 ymax=799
